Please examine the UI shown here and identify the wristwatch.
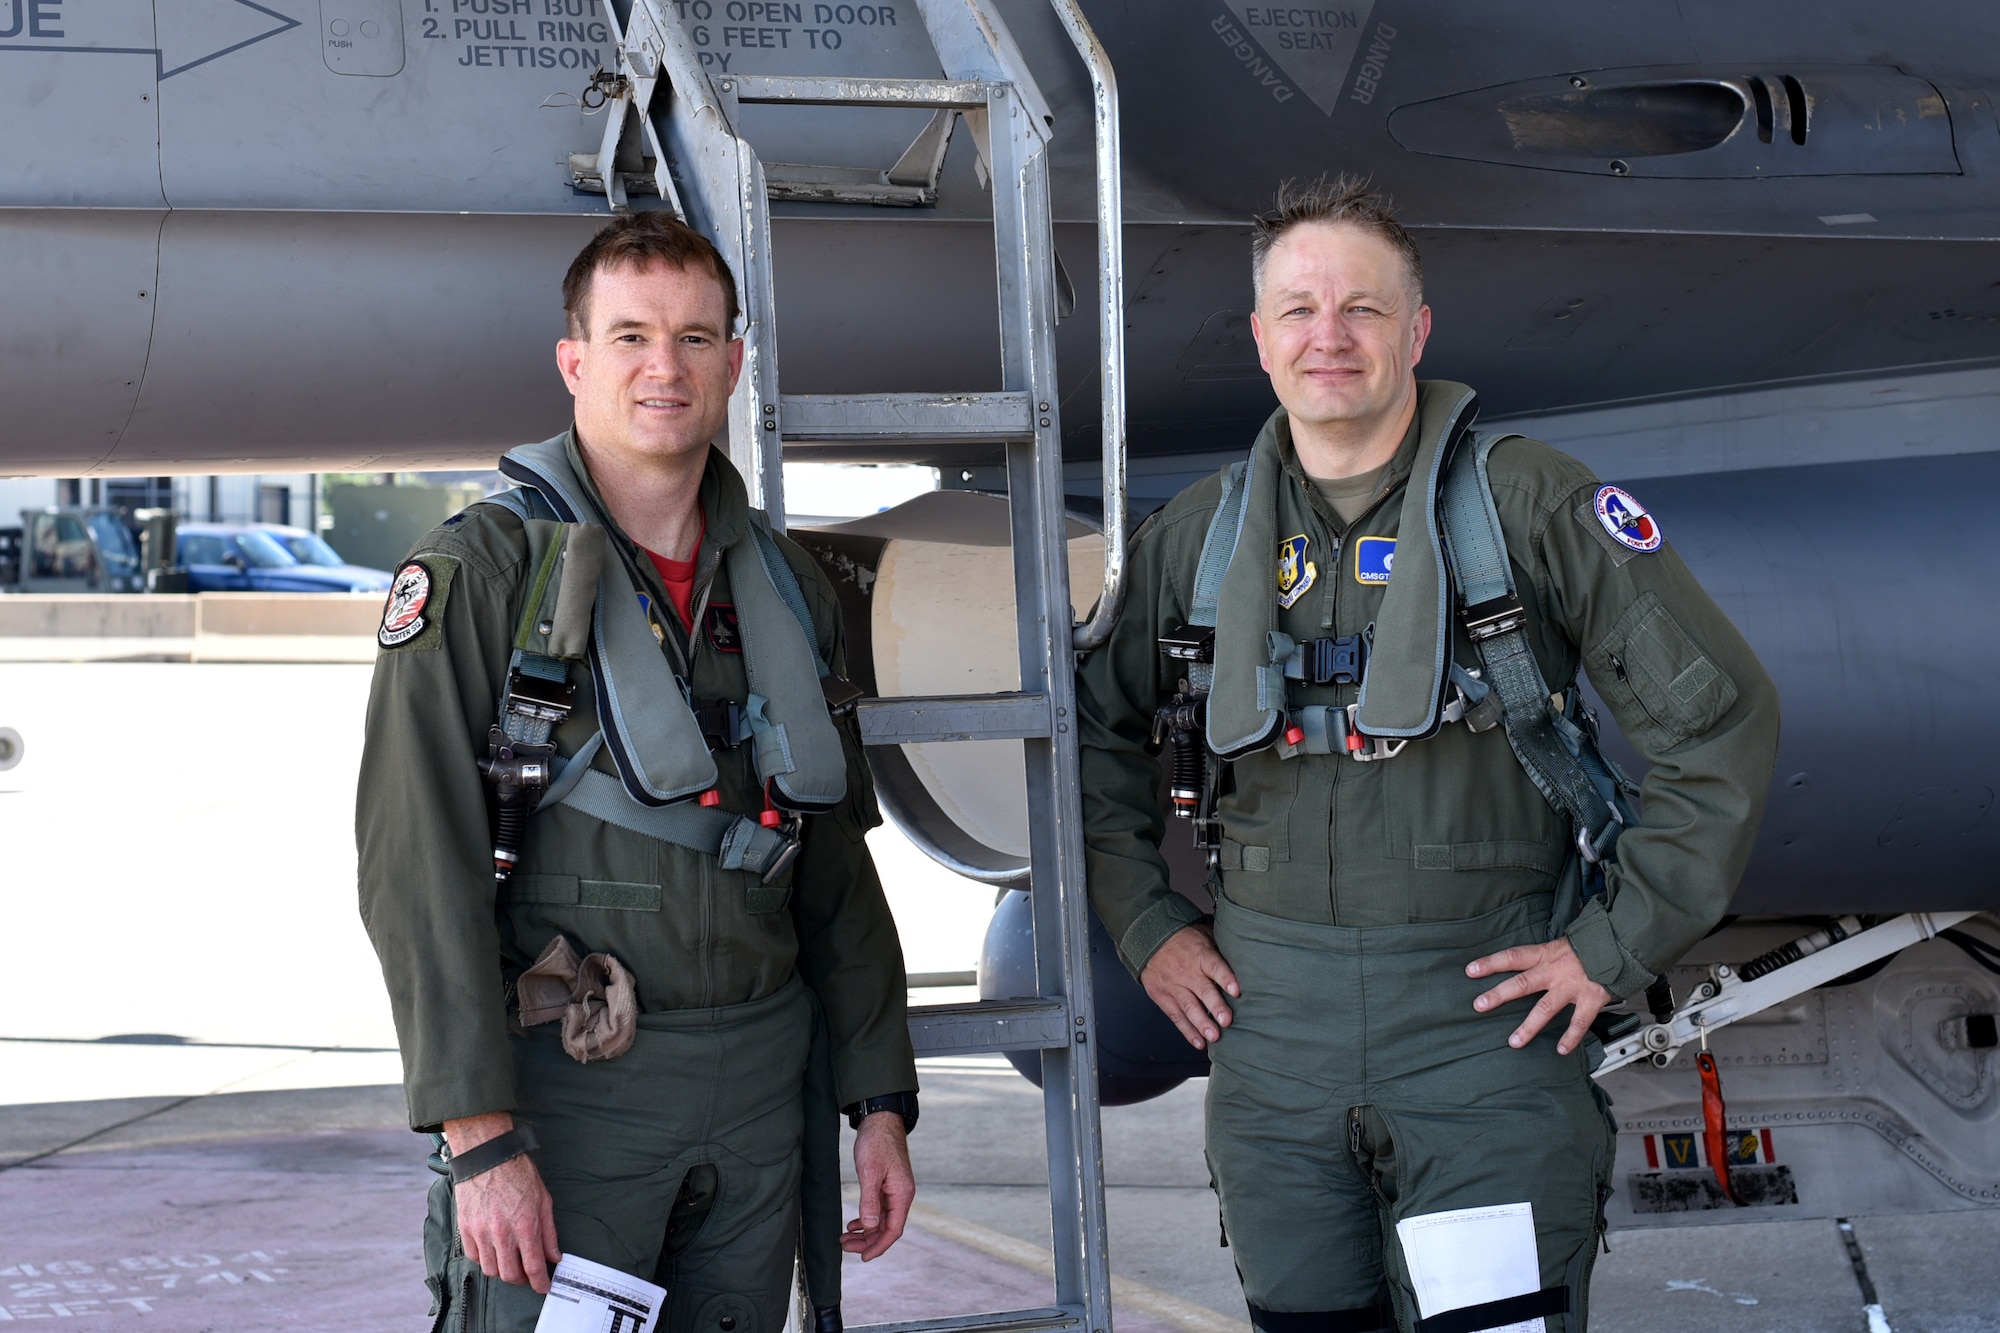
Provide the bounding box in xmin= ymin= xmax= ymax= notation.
xmin=844 ymin=1091 xmax=919 ymax=1133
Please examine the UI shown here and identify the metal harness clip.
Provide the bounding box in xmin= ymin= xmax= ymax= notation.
xmin=1341 ymin=703 xmax=1409 ymax=763
xmin=1462 ymin=593 xmax=1527 ymax=642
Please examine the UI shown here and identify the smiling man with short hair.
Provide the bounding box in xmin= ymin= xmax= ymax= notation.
xmin=359 ymin=211 xmax=917 ymax=1333
xmin=1075 ymin=177 xmax=1779 ymax=1333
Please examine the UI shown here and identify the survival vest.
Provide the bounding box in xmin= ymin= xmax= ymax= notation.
xmin=478 ymin=434 xmax=848 ymax=885
xmin=1189 ymin=389 xmax=1637 ymax=924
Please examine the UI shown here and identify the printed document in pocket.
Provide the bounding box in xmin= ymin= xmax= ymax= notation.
xmin=1394 ymin=1201 xmax=1544 ymax=1333
xmin=533 ymin=1253 xmax=666 ymax=1333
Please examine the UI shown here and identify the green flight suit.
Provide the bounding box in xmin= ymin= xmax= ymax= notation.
xmin=358 ymin=435 xmax=916 ymax=1333
xmin=1076 ymin=383 xmax=1780 ymax=1332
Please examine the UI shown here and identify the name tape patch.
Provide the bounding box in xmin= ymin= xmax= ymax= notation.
xmin=1594 ymin=484 xmax=1662 ymax=553
xmin=379 ymin=562 xmax=433 ymax=647
xmin=1354 ymin=535 xmax=1396 ymax=585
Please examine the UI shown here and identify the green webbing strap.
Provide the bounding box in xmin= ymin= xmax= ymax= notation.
xmin=747 ymin=521 xmax=830 ymax=679
xmin=1186 ymin=458 xmax=1250 ymax=693
xmin=1439 ymin=434 xmax=1621 ymax=865
xmin=552 ymin=763 xmax=792 ymax=875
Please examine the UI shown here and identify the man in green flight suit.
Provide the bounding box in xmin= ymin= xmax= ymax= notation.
xmin=1076 ymin=178 xmax=1780 ymax=1332
xmin=359 ymin=212 xmax=919 ymax=1333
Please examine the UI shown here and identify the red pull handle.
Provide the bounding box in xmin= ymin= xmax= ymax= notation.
xmin=1697 ymin=1051 xmax=1738 ymax=1205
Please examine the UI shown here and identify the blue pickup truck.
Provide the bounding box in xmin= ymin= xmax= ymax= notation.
xmin=176 ymin=524 xmax=393 ymax=594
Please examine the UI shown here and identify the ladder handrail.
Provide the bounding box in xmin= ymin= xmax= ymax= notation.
xmin=1048 ymin=0 xmax=1128 ymax=653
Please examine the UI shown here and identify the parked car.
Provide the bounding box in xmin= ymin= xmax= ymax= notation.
xmin=176 ymin=524 xmax=393 ymax=593
xmin=253 ymin=524 xmax=395 ymax=589
xmin=13 ymin=508 xmax=145 ymax=592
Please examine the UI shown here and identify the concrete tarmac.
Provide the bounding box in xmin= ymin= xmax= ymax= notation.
xmin=3 ymin=662 xmax=1996 ymax=1332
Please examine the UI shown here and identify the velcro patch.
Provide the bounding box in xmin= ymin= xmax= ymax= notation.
xmin=704 ymin=602 xmax=742 ymax=654
xmin=376 ymin=557 xmax=455 ymax=651
xmin=1354 ymin=535 xmax=1396 ymax=585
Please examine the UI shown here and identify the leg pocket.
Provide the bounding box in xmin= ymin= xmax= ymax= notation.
xmin=422 ymin=1173 xmax=548 ymax=1333
xmin=1362 ymin=1089 xmax=1607 ymax=1333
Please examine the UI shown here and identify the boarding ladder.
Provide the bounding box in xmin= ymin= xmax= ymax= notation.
xmin=569 ymin=4 xmax=1131 ymax=1333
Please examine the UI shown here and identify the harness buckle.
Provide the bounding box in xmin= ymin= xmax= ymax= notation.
xmin=1462 ymin=593 xmax=1527 ymax=642
xmin=1284 ymin=633 xmax=1367 ymax=686
xmin=760 ymin=813 xmax=804 ymax=885
xmin=690 ymin=696 xmax=746 ymax=751
xmin=1576 ymin=805 xmax=1626 ymax=865
xmin=502 ymin=668 xmax=577 ymax=723
xmin=1341 ymin=704 xmax=1409 ymax=763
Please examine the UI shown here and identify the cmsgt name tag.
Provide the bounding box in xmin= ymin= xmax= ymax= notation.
xmin=1353 ymin=535 xmax=1395 ymax=585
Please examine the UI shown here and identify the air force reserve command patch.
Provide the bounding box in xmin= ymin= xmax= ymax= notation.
xmin=1354 ymin=535 xmax=1396 ymax=585
xmin=1594 ymin=484 xmax=1663 ymax=553
xmin=1276 ymin=534 xmax=1316 ymax=609
xmin=379 ymin=562 xmax=433 ymax=647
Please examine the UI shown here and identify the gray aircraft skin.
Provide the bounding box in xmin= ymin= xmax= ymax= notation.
xmin=7 ymin=0 xmax=2000 ymax=1224
xmin=5 ymin=1 xmax=1997 ymax=923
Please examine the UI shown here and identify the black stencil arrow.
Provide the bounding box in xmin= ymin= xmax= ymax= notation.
xmin=0 ymin=0 xmax=299 ymax=80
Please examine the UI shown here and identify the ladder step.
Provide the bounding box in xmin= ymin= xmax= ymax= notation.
xmin=909 ymin=999 xmax=1071 ymax=1055
xmin=729 ymin=74 xmax=1001 ymax=110
xmin=764 ymin=163 xmax=934 ymax=208
xmin=849 ymin=1310 xmax=1082 ymax=1333
xmin=781 ymin=392 xmax=1036 ymax=445
xmin=856 ymin=693 xmax=1050 ymax=745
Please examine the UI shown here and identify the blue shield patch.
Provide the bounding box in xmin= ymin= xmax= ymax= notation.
xmin=1354 ymin=536 xmax=1396 ymax=585
xmin=1276 ymin=534 xmax=1317 ymax=609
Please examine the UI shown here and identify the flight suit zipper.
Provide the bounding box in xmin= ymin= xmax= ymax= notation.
xmin=1605 ymin=648 xmax=1670 ymax=733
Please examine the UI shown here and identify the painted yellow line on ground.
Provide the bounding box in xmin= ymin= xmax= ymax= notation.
xmin=907 ymin=1202 xmax=1248 ymax=1333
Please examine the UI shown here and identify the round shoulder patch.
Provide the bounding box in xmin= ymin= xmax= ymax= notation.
xmin=379 ymin=561 xmax=434 ymax=647
xmin=1593 ymin=484 xmax=1662 ymax=553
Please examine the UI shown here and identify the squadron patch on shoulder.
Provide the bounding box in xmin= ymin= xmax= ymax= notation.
xmin=1354 ymin=535 xmax=1396 ymax=585
xmin=1594 ymin=485 xmax=1662 ymax=553
xmin=1276 ymin=535 xmax=1317 ymax=609
xmin=378 ymin=562 xmax=434 ymax=647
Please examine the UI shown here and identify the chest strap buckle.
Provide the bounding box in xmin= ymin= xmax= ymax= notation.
xmin=690 ymin=696 xmax=745 ymax=751
xmin=1283 ymin=633 xmax=1368 ymax=686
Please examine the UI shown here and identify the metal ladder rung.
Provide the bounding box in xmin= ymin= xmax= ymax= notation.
xmin=909 ymin=998 xmax=1071 ymax=1055
xmin=780 ymin=392 xmax=1036 ymax=444
xmin=849 ymin=1308 xmax=1081 ymax=1333
xmin=764 ymin=163 xmax=936 ymax=208
xmin=856 ymin=693 xmax=1050 ymax=745
xmin=729 ymin=74 xmax=1002 ymax=109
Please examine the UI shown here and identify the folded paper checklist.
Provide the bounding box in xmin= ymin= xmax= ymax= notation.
xmin=533 ymin=1254 xmax=666 ymax=1333
xmin=1394 ymin=1201 xmax=1545 ymax=1333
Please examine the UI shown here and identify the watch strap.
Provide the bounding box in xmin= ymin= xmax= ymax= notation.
xmin=447 ymin=1124 xmax=540 ymax=1184
xmin=845 ymin=1092 xmax=918 ymax=1133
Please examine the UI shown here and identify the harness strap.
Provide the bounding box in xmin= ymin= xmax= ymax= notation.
xmin=1186 ymin=458 xmax=1251 ymax=693
xmin=1440 ymin=434 xmax=1626 ymax=872
xmin=748 ymin=520 xmax=830 ymax=679
xmin=551 ymin=760 xmax=795 ymax=878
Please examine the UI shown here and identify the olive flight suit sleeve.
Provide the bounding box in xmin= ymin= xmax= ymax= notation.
xmin=1493 ymin=441 xmax=1782 ymax=998
xmin=356 ymin=513 xmax=527 ymax=1132
xmin=1076 ymin=503 xmax=1212 ymax=979
xmin=779 ymin=535 xmax=918 ymax=1105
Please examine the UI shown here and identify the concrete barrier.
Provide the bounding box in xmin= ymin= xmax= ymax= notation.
xmin=0 ymin=594 xmax=385 ymax=639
